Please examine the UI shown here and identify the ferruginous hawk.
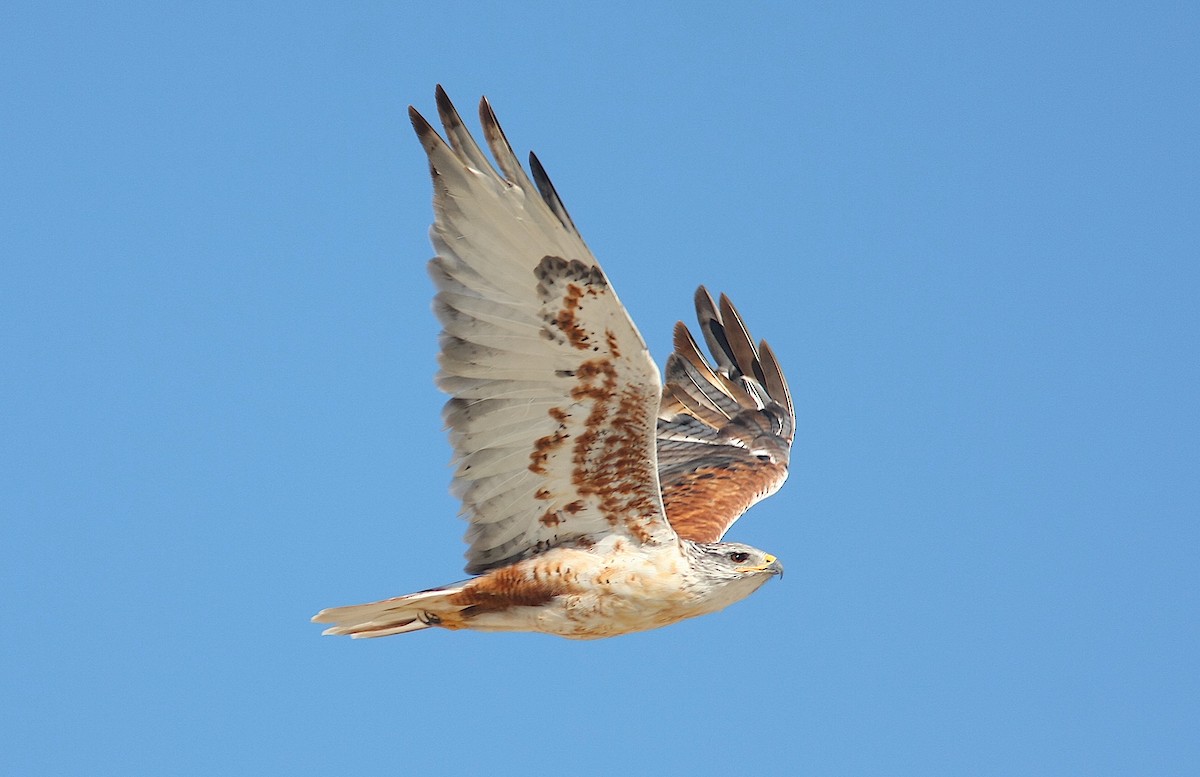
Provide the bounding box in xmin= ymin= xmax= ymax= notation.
xmin=312 ymin=87 xmax=795 ymax=640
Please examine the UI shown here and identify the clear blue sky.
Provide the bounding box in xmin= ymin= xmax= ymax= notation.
xmin=3 ymin=3 xmax=1197 ymax=775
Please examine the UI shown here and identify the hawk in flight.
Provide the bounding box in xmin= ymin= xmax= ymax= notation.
xmin=313 ymin=87 xmax=795 ymax=639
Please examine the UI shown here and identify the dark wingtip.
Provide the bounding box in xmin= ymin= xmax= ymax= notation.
xmin=529 ymin=150 xmax=579 ymax=233
xmin=478 ymin=94 xmax=501 ymax=135
xmin=528 ymin=150 xmax=548 ymax=179
xmin=409 ymin=104 xmax=435 ymax=138
xmin=434 ymin=84 xmax=463 ymax=132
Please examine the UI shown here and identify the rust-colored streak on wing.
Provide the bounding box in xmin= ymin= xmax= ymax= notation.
xmin=575 ymin=377 xmax=663 ymax=544
xmin=529 ymin=428 xmax=569 ymax=475
xmin=605 ymin=329 xmax=621 ymax=358
xmin=563 ymin=355 xmax=662 ymax=542
xmin=533 ymin=256 xmax=670 ymax=547
xmin=554 ymin=283 xmax=598 ymax=350
xmin=661 ymin=460 xmax=788 ymax=542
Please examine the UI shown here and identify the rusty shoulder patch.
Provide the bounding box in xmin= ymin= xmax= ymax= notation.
xmin=661 ymin=460 xmax=787 ymax=543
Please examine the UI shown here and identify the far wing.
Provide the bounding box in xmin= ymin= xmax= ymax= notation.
xmin=656 ymin=287 xmax=795 ymax=542
xmin=413 ymin=87 xmax=678 ymax=575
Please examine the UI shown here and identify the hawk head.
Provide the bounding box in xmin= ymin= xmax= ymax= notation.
xmin=684 ymin=541 xmax=784 ymax=611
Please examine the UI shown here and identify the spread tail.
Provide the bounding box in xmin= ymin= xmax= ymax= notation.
xmin=312 ymin=584 xmax=468 ymax=638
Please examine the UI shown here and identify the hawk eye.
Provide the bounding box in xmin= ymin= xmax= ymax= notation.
xmin=728 ymin=551 xmax=750 ymax=563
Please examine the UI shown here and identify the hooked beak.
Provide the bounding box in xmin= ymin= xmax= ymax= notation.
xmin=740 ymin=553 xmax=784 ymax=578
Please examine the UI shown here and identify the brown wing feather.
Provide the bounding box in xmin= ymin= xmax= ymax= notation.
xmin=656 ymin=288 xmax=795 ymax=542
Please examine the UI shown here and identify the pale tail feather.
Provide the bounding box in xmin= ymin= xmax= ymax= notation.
xmin=311 ymin=584 xmax=468 ymax=639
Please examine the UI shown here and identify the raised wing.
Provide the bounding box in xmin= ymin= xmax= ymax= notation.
xmin=413 ymin=87 xmax=678 ymax=575
xmin=656 ymin=287 xmax=795 ymax=543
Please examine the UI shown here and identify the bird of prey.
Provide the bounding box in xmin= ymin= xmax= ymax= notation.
xmin=312 ymin=87 xmax=795 ymax=640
